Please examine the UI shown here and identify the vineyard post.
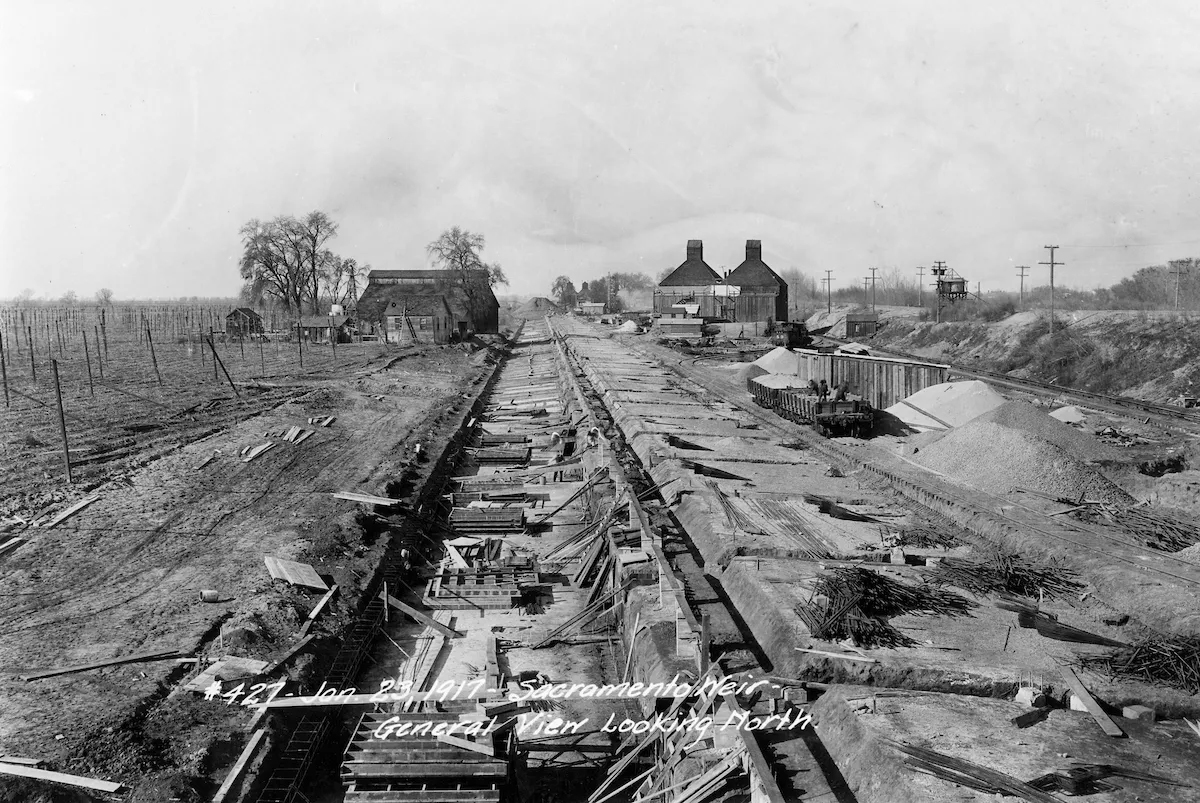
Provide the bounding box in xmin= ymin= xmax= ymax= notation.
xmin=210 ymin=328 xmax=217 ymax=380
xmin=199 ymin=329 xmax=206 ymax=367
xmin=0 ymin=330 xmax=9 ymax=407
xmin=329 ymin=316 xmax=336 ymax=359
xmin=94 ymin=326 xmax=104 ymax=379
xmin=239 ymin=333 xmax=245 ymax=361
xmin=258 ymin=336 xmax=265 ymax=376
xmin=45 ymin=323 xmax=51 ymax=359
xmin=207 ymin=334 xmax=240 ymax=397
xmin=27 ymin=326 xmax=36 ymax=383
xmin=51 ymin=359 xmax=73 ymax=483
xmin=146 ymin=321 xmax=163 ymax=386
xmin=55 ymin=317 xmax=64 ymax=356
xmin=101 ymin=308 xmax=108 ymax=359
xmin=82 ymin=329 xmax=95 ymax=396
xmin=296 ymin=321 xmax=304 ymax=369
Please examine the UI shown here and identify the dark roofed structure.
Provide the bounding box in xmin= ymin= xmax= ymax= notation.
xmin=726 ymin=239 xmax=788 ymax=324
xmin=658 ymin=240 xmax=722 ymax=287
xmin=225 ymin=307 xmax=264 ymax=338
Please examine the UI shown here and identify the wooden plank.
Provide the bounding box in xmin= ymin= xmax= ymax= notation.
xmin=0 ymin=762 xmax=122 ymax=793
xmin=445 ymin=543 xmax=469 ymax=569
xmin=383 ymin=594 xmax=465 ymax=639
xmin=263 ymin=634 xmax=315 ymax=675
xmin=211 ymin=729 xmax=266 ymax=803
xmin=306 ymin=584 xmax=339 ymax=622
xmin=436 ymin=733 xmax=496 ymax=757
xmin=263 ymin=556 xmax=329 ymax=590
xmin=331 ymin=492 xmax=402 ymax=507
xmin=1059 ymin=666 xmax=1124 ymax=737
xmin=41 ymin=494 xmax=100 ymax=528
xmin=20 ymin=648 xmax=182 ymax=681
xmin=795 ymin=647 xmax=879 ymax=664
xmin=720 ymin=692 xmax=787 ymax=803
xmin=242 ymin=442 xmax=276 ymax=463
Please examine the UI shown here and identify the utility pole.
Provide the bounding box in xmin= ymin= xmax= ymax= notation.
xmin=1015 ymin=266 xmax=1029 ymax=309
xmin=1039 ymin=246 xmax=1062 ymax=336
xmin=863 ymin=278 xmax=871 ymax=306
xmin=822 ymin=271 xmax=833 ymax=314
xmin=1170 ymin=261 xmax=1189 ymax=312
xmin=868 ymin=266 xmax=879 ymax=312
xmin=916 ymin=266 xmax=925 ymax=308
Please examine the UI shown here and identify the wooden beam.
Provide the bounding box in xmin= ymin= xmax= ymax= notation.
xmin=0 ymin=762 xmax=122 ymax=793
xmin=331 ymin=492 xmax=402 ymax=507
xmin=20 ymin=649 xmax=183 ymax=681
xmin=382 ymin=594 xmax=465 ymax=639
xmin=211 ymin=729 xmax=267 ymax=803
xmin=263 ymin=634 xmax=315 ymax=676
xmin=306 ymin=585 xmax=339 ymax=622
xmin=720 ymin=692 xmax=787 ymax=803
xmin=795 ymin=647 xmax=879 ymax=664
xmin=445 ymin=543 xmax=469 ymax=569
xmin=436 ymin=733 xmax=496 ymax=757
xmin=1059 ymin=666 xmax=1124 ymax=737
xmin=40 ymin=494 xmax=100 ymax=528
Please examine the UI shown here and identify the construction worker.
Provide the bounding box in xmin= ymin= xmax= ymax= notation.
xmin=817 ymin=379 xmax=829 ymax=402
xmin=833 ymin=380 xmax=850 ymax=402
xmin=807 ymin=379 xmax=819 ymax=395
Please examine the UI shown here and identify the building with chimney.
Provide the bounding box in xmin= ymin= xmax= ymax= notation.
xmin=726 ymin=240 xmax=788 ymax=325
xmin=654 ymin=240 xmax=723 ymax=318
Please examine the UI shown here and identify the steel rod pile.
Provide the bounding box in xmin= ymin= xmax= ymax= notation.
xmin=888 ymin=741 xmax=1062 ymax=803
xmin=1072 ymin=503 xmax=1200 ymax=552
xmin=928 ymin=549 xmax=1083 ymax=599
xmin=1079 ymin=636 xmax=1200 ymax=694
xmin=797 ymin=567 xmax=975 ymax=649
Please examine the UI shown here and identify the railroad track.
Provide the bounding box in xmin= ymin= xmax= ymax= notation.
xmin=815 ymin=333 xmax=1200 ymax=428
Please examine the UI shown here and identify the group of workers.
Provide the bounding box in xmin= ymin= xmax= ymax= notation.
xmin=806 ymin=378 xmax=852 ymax=402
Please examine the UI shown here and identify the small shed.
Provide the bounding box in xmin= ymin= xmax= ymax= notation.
xmin=226 ymin=307 xmax=264 ymax=338
xmin=296 ymin=315 xmax=352 ymax=344
xmin=579 ymin=302 xmax=606 ymax=316
xmin=846 ymin=313 xmax=879 ymax=338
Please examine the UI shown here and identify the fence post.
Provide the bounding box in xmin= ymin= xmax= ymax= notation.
xmin=207 ymin=335 xmax=240 ymax=397
xmin=27 ymin=326 xmax=35 ymax=383
xmin=82 ymin=330 xmax=95 ymax=397
xmin=258 ymin=336 xmax=265 ymax=376
xmin=146 ymin=322 xmax=163 ymax=386
xmin=0 ymin=331 xmax=8 ymax=407
xmin=297 ymin=322 xmax=304 ymax=369
xmin=51 ymin=359 xmax=72 ymax=483
xmin=94 ymin=325 xmax=104 ymax=379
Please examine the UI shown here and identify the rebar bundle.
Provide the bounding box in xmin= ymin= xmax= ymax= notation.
xmin=1072 ymin=503 xmax=1200 ymax=553
xmin=928 ymin=549 xmax=1084 ymax=599
xmin=797 ymin=567 xmax=975 ymax=649
xmin=1079 ymin=636 xmax=1200 ymax=694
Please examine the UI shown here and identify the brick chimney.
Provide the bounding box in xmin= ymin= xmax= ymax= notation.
xmin=687 ymin=240 xmax=703 ymax=261
xmin=746 ymin=240 xmax=762 ymax=261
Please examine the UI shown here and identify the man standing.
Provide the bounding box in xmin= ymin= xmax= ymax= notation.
xmin=817 ymin=379 xmax=829 ymax=402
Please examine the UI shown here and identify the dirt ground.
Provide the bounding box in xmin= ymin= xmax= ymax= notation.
xmin=0 ymin=338 xmax=486 ymax=798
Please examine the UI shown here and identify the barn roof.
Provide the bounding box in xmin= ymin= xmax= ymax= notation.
xmin=658 ymin=240 xmax=721 ymax=287
xmin=726 ymin=240 xmax=786 ymax=289
xmin=228 ymin=307 xmax=262 ymax=318
xmin=357 ymin=284 xmax=455 ymax=322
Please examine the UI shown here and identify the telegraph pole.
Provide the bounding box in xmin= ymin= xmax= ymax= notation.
xmin=1039 ymin=246 xmax=1062 ymax=336
xmin=863 ymin=278 xmax=871 ymax=306
xmin=1015 ymin=266 xmax=1029 ymax=309
xmin=916 ymin=266 xmax=925 ymax=308
xmin=1170 ymin=261 xmax=1188 ymax=312
xmin=868 ymin=266 xmax=879 ymax=312
xmin=822 ymin=271 xmax=833 ymax=314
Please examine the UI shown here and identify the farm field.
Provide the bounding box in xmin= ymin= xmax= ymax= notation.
xmin=0 ymin=303 xmax=491 ymax=798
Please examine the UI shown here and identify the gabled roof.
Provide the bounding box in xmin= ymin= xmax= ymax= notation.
xmin=228 ymin=307 xmax=261 ymax=318
xmin=357 ymin=283 xmax=455 ymax=322
xmin=726 ymin=240 xmax=786 ymax=289
xmin=368 ymin=268 xmax=489 ymax=282
xmin=659 ymin=240 xmax=722 ymax=287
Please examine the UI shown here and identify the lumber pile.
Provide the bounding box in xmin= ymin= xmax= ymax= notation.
xmin=240 ymin=442 xmax=276 ymax=463
xmin=1070 ymin=502 xmax=1200 ymax=552
xmin=449 ymin=507 xmax=525 ymax=533
xmin=928 ymin=549 xmax=1084 ymax=599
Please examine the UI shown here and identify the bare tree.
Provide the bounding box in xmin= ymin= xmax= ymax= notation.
xmin=239 ymin=218 xmax=306 ymax=312
xmin=297 ymin=211 xmax=340 ymax=313
xmin=60 ymin=290 xmax=77 ymax=305
xmin=95 ymin=288 xmax=114 ymax=305
xmin=427 ymin=227 xmax=508 ymax=327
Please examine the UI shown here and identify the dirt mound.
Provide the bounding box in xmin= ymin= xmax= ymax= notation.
xmin=969 ymin=400 xmax=1109 ymax=460
xmin=512 ymin=297 xmax=564 ymax=317
xmin=915 ymin=420 xmax=1134 ymax=504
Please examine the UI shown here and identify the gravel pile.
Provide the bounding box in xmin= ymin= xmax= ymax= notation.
xmin=915 ymin=420 xmax=1134 ymax=504
xmin=969 ymin=400 xmax=1110 ymax=460
xmin=752 ymin=346 xmax=798 ymax=374
xmin=886 ymin=380 xmax=1007 ymax=429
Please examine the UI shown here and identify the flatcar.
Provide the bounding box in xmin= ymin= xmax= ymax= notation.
xmin=748 ymin=374 xmax=874 ymax=438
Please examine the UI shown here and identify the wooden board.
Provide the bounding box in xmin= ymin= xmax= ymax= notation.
xmin=0 ymin=762 xmax=122 ymax=793
xmin=331 ymin=492 xmax=402 ymax=507
xmin=264 ymin=556 xmax=329 ymax=590
xmin=383 ymin=594 xmax=465 ymax=639
xmin=1059 ymin=666 xmax=1124 ymax=737
xmin=41 ymin=495 xmax=100 ymax=528
xmin=20 ymin=648 xmax=182 ymax=681
xmin=211 ymin=729 xmax=266 ymax=803
xmin=183 ymin=656 xmax=270 ymax=693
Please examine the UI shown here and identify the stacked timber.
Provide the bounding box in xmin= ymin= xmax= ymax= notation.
xmin=448 ymin=507 xmax=524 ymax=533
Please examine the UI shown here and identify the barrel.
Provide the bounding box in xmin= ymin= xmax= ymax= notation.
xmin=199 ymin=589 xmax=220 ymax=602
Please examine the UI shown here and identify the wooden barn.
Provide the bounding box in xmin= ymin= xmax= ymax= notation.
xmin=361 ymin=269 xmax=499 ymax=334
xmin=225 ymin=307 xmax=264 ymax=338
xmin=726 ymin=240 xmax=788 ymax=325
xmin=356 ymin=284 xmax=457 ymax=343
xmin=654 ymin=240 xmax=723 ymax=318
xmin=846 ymin=312 xmax=880 ymax=338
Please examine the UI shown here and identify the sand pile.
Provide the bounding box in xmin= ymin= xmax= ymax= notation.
xmin=915 ymin=421 xmax=1133 ymax=504
xmin=616 ymin=320 xmax=640 ymax=333
xmin=751 ymin=346 xmax=798 ymax=375
xmin=885 ymin=381 xmax=1006 ymax=430
xmin=1049 ymin=405 xmax=1087 ymax=426
xmin=1176 ymin=542 xmax=1200 ymax=564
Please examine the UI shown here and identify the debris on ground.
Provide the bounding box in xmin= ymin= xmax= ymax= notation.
xmin=928 ymin=549 xmax=1085 ymax=599
xmin=1079 ymin=636 xmax=1200 ymax=694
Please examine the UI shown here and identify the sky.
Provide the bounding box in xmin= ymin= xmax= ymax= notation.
xmin=4 ymin=0 xmax=1200 ymax=301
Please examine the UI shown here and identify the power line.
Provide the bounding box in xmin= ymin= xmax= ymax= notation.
xmin=821 ymin=271 xmax=834 ymax=314
xmin=1015 ymin=266 xmax=1030 ymax=309
xmin=1040 ymin=246 xmax=1064 ymax=336
xmin=868 ymin=267 xmax=879 ymax=312
xmin=916 ymin=266 xmax=925 ymax=308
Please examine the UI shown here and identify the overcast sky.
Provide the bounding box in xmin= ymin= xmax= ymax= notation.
xmin=4 ymin=1 xmax=1200 ymax=300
